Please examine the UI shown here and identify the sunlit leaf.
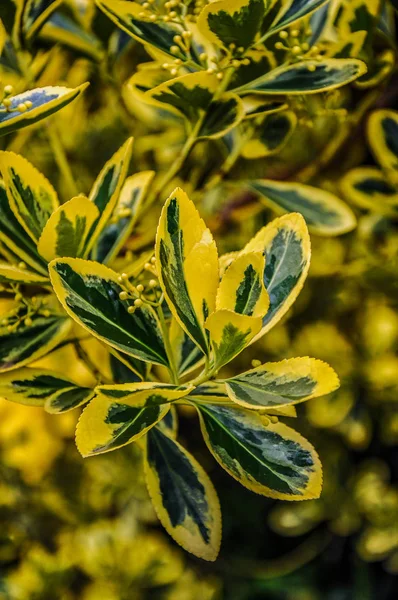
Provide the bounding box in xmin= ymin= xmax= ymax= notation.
xmin=216 ymin=251 xmax=269 ymax=318
xmin=93 ymin=170 xmax=154 ymax=264
xmin=38 ymin=195 xmax=100 ymax=262
xmin=205 ymin=309 xmax=262 ymax=370
xmin=0 ymin=263 xmax=48 ymax=284
xmin=156 ymin=188 xmax=219 ymax=355
xmin=75 ymin=382 xmax=189 ymax=456
xmin=196 ymin=404 xmax=322 ymax=500
xmin=86 ymin=137 xmax=134 ymax=255
xmin=0 ymin=151 xmax=59 ymax=243
xmin=49 ymin=258 xmax=169 ymax=366
xmin=224 ymin=357 xmax=339 ymax=409
xmin=265 ymin=0 xmax=331 ymax=40
xmin=241 ymin=212 xmax=311 ymax=339
xmin=0 ymin=183 xmax=48 ymax=275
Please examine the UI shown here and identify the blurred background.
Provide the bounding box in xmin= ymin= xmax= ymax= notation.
xmin=0 ymin=0 xmax=397 ymax=598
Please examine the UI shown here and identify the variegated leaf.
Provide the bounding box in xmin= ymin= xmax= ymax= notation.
xmin=38 ymin=195 xmax=100 ymax=261
xmin=156 ymin=188 xmax=219 ymax=355
xmin=86 ymin=137 xmax=134 ymax=255
xmin=75 ymin=383 xmax=189 ymax=456
xmin=242 ymin=111 xmax=297 ymax=159
xmin=198 ymin=93 xmax=244 ymax=139
xmin=0 ymin=314 xmax=71 ymax=372
xmin=197 ymin=0 xmax=266 ymax=50
xmin=0 ymin=83 xmax=88 ymax=137
xmin=96 ymin=0 xmax=191 ymax=61
xmin=234 ymin=59 xmax=367 ymax=95
xmin=368 ymin=109 xmax=398 ymax=174
xmin=49 ymin=258 xmax=169 ymax=366
xmin=196 ymin=404 xmax=322 ymax=500
xmin=205 ymin=309 xmax=262 ymax=370
xmin=0 ymin=151 xmax=59 ymax=243
xmin=341 ymin=167 xmax=398 ymax=215
xmin=0 ymin=264 xmax=48 ymax=284
xmin=0 ymin=366 xmax=94 ymax=412
xmin=216 ymin=252 xmax=269 ymax=318
xmin=0 ymin=183 xmax=48 ymax=275
xmin=21 ymin=0 xmax=63 ymax=41
xmin=0 ymin=367 xmax=76 ymax=406
xmin=145 ymin=427 xmax=221 ymax=561
xmin=241 ymin=212 xmax=311 ymax=340
xmin=251 ymin=179 xmax=357 ymax=235
xmin=93 ymin=171 xmax=154 ymax=264
xmin=224 ymin=357 xmax=339 ymax=409
xmin=264 ymin=0 xmax=331 ymax=40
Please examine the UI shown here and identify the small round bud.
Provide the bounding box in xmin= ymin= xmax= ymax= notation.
xmin=174 ymin=58 xmax=182 ymax=65
xmin=127 ymin=306 xmax=135 ymax=314
xmin=169 ymin=11 xmax=177 ymax=18
xmin=143 ymin=2 xmax=150 ymax=7
xmin=144 ymin=263 xmax=151 ymax=270
xmin=121 ymin=273 xmax=128 ymax=280
xmin=199 ymin=53 xmax=207 ymax=61
xmin=237 ymin=46 xmax=244 ymax=53
xmin=290 ymin=29 xmax=300 ymax=37
xmin=162 ymin=63 xmax=170 ymax=69
xmin=136 ymin=284 xmax=144 ymax=293
xmin=291 ymin=45 xmax=302 ymax=55
xmin=139 ymin=12 xmax=146 ymax=18
xmin=170 ymin=68 xmax=178 ymax=76
xmin=3 ymin=98 xmax=11 ymax=108
xmin=216 ymin=72 xmax=223 ymax=80
xmin=182 ymin=31 xmax=192 ymax=39
xmin=270 ymin=416 xmax=279 ymax=424
xmin=163 ymin=15 xmax=171 ymax=22
xmin=173 ymin=35 xmax=182 ymax=43
xmin=18 ymin=262 xmax=26 ymax=269
xmin=15 ymin=293 xmax=22 ymax=302
xmin=149 ymin=279 xmax=157 ymax=288
xmin=134 ymin=298 xmax=143 ymax=307
xmin=232 ymin=59 xmax=241 ymax=68
xmin=24 ymin=317 xmax=33 ymax=327
xmin=149 ymin=14 xmax=157 ymax=21
xmin=206 ymin=68 xmax=215 ymax=74
xmin=151 ymin=257 xmax=156 ymax=264
xmin=242 ymin=58 xmax=250 ymax=66
xmin=275 ymin=42 xmax=284 ymax=50
xmin=17 ymin=103 xmax=28 ymax=113
xmin=4 ymin=85 xmax=13 ymax=95
xmin=42 ymin=310 xmax=50 ymax=318
xmin=7 ymin=325 xmax=13 ymax=332
xmin=170 ymin=45 xmax=180 ymax=54
xmin=251 ymin=359 xmax=261 ymax=368
xmin=279 ymin=31 xmax=288 ymax=39
xmin=229 ymin=43 xmax=236 ymax=50
xmin=301 ymin=42 xmax=309 ymax=51
xmin=119 ymin=291 xmax=128 ymax=301
xmin=307 ymin=64 xmax=316 ymax=72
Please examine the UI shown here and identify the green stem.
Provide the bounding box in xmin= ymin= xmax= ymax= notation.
xmin=157 ymin=305 xmax=179 ymax=385
xmin=46 ymin=123 xmax=79 ymax=200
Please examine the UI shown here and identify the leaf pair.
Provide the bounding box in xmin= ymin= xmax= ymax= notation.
xmin=0 ymin=367 xmax=94 ymax=413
